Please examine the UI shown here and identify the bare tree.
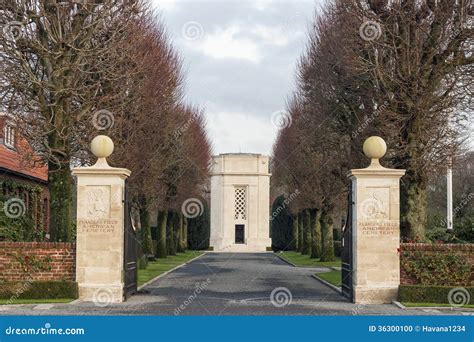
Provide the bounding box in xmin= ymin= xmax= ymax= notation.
xmin=1 ymin=1 xmax=212 ymax=246
xmin=1 ymin=0 xmax=144 ymax=240
xmin=272 ymin=0 xmax=473 ymax=247
xmin=341 ymin=0 xmax=474 ymax=238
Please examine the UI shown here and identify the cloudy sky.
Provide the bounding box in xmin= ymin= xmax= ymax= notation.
xmin=151 ymin=0 xmax=320 ymax=155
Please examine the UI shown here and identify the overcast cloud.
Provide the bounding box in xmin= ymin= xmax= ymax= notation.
xmin=152 ymin=0 xmax=319 ymax=155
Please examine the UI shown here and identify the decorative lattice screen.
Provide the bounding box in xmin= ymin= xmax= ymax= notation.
xmin=234 ymin=187 xmax=247 ymax=220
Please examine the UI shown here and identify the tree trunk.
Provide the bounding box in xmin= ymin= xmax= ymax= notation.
xmin=302 ymin=209 xmax=311 ymax=255
xmin=183 ymin=216 xmax=188 ymax=250
xmin=139 ymin=199 xmax=153 ymax=256
xmin=167 ymin=211 xmax=176 ymax=255
xmin=155 ymin=209 xmax=168 ymax=258
xmin=176 ymin=213 xmax=186 ymax=253
xmin=138 ymin=199 xmax=151 ymax=268
xmin=174 ymin=213 xmax=180 ymax=253
xmin=401 ymin=173 xmax=427 ymax=241
xmin=297 ymin=212 xmax=303 ymax=253
xmin=320 ymin=209 xmax=335 ymax=261
xmin=182 ymin=215 xmax=187 ymax=251
xmin=399 ymin=117 xmax=428 ymax=241
xmin=310 ymin=209 xmax=322 ymax=259
xmin=49 ymin=165 xmax=72 ymax=242
xmin=292 ymin=214 xmax=299 ymax=251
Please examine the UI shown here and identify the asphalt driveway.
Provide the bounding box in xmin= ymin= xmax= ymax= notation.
xmin=0 ymin=253 xmax=469 ymax=315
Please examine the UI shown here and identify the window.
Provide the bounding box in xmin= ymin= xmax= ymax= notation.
xmin=4 ymin=124 xmax=15 ymax=149
xmin=234 ymin=186 xmax=247 ymax=220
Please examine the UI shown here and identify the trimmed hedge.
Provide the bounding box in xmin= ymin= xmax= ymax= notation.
xmin=399 ymin=285 xmax=474 ymax=304
xmin=400 ymin=248 xmax=471 ymax=286
xmin=187 ymin=200 xmax=210 ymax=250
xmin=333 ymin=241 xmax=341 ymax=257
xmin=0 ymin=281 xmax=78 ymax=300
xmin=270 ymin=195 xmax=294 ymax=251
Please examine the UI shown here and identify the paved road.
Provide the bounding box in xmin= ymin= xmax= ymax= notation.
xmin=0 ymin=253 xmax=470 ymax=315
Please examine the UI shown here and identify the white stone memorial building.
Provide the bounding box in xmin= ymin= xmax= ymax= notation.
xmin=210 ymin=153 xmax=272 ymax=252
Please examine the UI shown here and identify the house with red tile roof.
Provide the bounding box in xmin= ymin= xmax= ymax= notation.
xmin=0 ymin=113 xmax=50 ymax=239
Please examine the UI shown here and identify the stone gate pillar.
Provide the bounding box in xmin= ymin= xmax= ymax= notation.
xmin=348 ymin=136 xmax=405 ymax=304
xmin=72 ymin=135 xmax=131 ymax=303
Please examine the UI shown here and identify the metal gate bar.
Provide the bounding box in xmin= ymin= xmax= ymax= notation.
xmin=123 ymin=184 xmax=137 ymax=298
xmin=341 ymin=182 xmax=353 ymax=301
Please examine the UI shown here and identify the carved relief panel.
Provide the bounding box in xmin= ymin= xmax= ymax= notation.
xmin=85 ymin=186 xmax=111 ymax=219
xmin=359 ymin=187 xmax=390 ymax=220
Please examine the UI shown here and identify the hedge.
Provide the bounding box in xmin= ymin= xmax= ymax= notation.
xmin=187 ymin=200 xmax=210 ymax=250
xmin=400 ymin=247 xmax=471 ymax=286
xmin=333 ymin=241 xmax=341 ymax=257
xmin=399 ymin=285 xmax=474 ymax=304
xmin=0 ymin=281 xmax=78 ymax=300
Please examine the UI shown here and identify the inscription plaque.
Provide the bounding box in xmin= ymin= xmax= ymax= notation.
xmin=359 ymin=220 xmax=398 ymax=236
xmin=78 ymin=219 xmax=119 ymax=233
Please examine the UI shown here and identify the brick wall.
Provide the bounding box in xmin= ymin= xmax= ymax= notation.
xmin=0 ymin=242 xmax=75 ymax=282
xmin=400 ymin=243 xmax=474 ymax=285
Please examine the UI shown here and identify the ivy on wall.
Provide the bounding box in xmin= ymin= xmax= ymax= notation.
xmin=9 ymin=252 xmax=53 ymax=273
xmin=0 ymin=179 xmax=45 ymax=242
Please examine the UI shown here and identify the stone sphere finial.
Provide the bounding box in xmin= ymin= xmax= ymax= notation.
xmin=90 ymin=135 xmax=114 ymax=159
xmin=363 ymin=136 xmax=386 ymax=165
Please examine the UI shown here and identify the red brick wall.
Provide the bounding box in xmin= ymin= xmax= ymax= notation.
xmin=0 ymin=242 xmax=75 ymax=282
xmin=400 ymin=243 xmax=474 ymax=285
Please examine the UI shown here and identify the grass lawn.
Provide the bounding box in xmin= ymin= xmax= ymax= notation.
xmin=278 ymin=251 xmax=341 ymax=267
xmin=314 ymin=270 xmax=342 ymax=287
xmin=401 ymin=302 xmax=474 ymax=309
xmin=0 ymin=298 xmax=74 ymax=305
xmin=138 ymin=250 xmax=204 ymax=286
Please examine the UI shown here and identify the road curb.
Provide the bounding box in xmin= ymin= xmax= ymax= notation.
xmin=0 ymin=299 xmax=77 ymax=308
xmin=274 ymin=253 xmax=298 ymax=267
xmin=311 ymin=274 xmax=342 ymax=294
xmin=392 ymin=301 xmax=406 ymax=309
xmin=392 ymin=300 xmax=474 ymax=311
xmin=274 ymin=253 xmax=339 ymax=271
xmin=137 ymin=252 xmax=207 ymax=291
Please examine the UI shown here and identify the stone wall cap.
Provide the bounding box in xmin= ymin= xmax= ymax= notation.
xmin=0 ymin=241 xmax=76 ymax=248
xmin=347 ymin=167 xmax=405 ymax=178
xmin=72 ymin=166 xmax=131 ymax=177
xmin=400 ymin=242 xmax=474 ymax=251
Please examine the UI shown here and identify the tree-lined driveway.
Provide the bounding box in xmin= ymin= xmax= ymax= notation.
xmin=0 ymin=253 xmax=467 ymax=315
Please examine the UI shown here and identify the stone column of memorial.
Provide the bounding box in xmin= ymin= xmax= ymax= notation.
xmin=72 ymin=135 xmax=131 ymax=303
xmin=348 ymin=136 xmax=405 ymax=304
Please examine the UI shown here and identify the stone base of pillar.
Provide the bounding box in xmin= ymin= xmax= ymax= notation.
xmin=78 ymin=284 xmax=124 ymax=304
xmin=353 ymin=285 xmax=398 ymax=304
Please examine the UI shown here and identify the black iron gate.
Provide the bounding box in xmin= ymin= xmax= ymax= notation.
xmin=341 ymin=182 xmax=353 ymax=301
xmin=123 ymin=184 xmax=138 ymax=298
